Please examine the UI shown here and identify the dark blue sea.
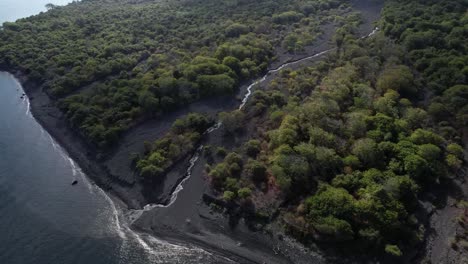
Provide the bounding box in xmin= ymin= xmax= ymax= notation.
xmin=0 ymin=2 xmax=224 ymax=264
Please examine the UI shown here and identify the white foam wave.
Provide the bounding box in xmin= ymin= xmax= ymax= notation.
xmin=6 ymin=27 xmax=381 ymax=262
xmin=136 ymin=27 xmax=381 ymax=215
xmin=25 ymin=97 xmax=31 ymax=116
xmin=165 ymin=145 xmax=203 ymax=207
xmin=5 ymin=72 xmax=224 ymax=263
xmin=46 ymin=26 xmax=381 ymax=263
xmin=361 ymin=26 xmax=379 ymax=39
xmin=47 ymin=134 xmax=69 ymax=163
xmin=239 ymin=48 xmax=333 ymax=110
xmin=96 ymin=187 xmax=220 ymax=263
xmin=136 ymin=145 xmax=205 ymax=215
xmin=99 ymin=189 xmax=127 ymax=240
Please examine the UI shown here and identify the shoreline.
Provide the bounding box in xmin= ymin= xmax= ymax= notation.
xmin=132 ymin=2 xmax=388 ymax=264
xmin=0 ymin=68 xmax=146 ymax=209
xmin=0 ymin=65 xmax=298 ymax=264
xmin=0 ymin=1 xmax=389 ymax=262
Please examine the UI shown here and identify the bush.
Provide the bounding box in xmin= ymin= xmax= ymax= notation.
xmin=220 ymin=110 xmax=245 ymax=134
xmin=446 ymin=154 xmax=462 ymax=171
xmin=306 ymin=185 xmax=355 ymax=219
xmin=244 ymin=139 xmax=261 ymax=157
xmin=245 ymin=159 xmax=267 ymax=182
xmin=238 ymin=187 xmax=252 ymax=199
xmin=385 ymin=244 xmax=402 ymax=257
xmin=223 ymin=191 xmax=236 ymax=202
xmin=272 ymin=11 xmax=304 ymax=24
xmin=376 ymin=65 xmax=416 ymax=96
xmin=225 ymin=23 xmax=250 ymax=38
xmin=446 ymin=143 xmax=464 ymax=158
xmin=313 ymin=216 xmax=354 ymax=242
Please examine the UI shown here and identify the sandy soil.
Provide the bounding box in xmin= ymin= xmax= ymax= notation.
xmin=1 ymin=0 xmax=390 ymax=262
xmin=132 ymin=1 xmax=386 ymax=263
xmin=414 ymin=128 xmax=468 ymax=264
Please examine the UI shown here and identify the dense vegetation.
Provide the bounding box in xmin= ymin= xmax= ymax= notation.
xmin=133 ymin=113 xmax=213 ymax=180
xmin=0 ymin=0 xmax=350 ymax=148
xmin=1 ymin=0 xmax=466 ymax=260
xmin=206 ymin=0 xmax=467 ymax=258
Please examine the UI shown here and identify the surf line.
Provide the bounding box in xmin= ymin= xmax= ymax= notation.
xmin=138 ymin=27 xmax=380 ymax=214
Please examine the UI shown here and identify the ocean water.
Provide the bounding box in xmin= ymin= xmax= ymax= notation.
xmin=0 ymin=73 xmax=227 ymax=264
xmin=0 ymin=2 xmax=227 ymax=264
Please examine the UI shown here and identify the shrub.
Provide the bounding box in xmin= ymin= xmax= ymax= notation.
xmin=223 ymin=191 xmax=236 ymax=202
xmin=238 ymin=187 xmax=252 ymax=199
xmin=385 ymin=244 xmax=402 ymax=257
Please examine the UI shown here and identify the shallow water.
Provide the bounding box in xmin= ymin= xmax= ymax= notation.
xmin=0 ymin=1 xmax=230 ymax=262
xmin=0 ymin=2 xmax=236 ymax=263
xmin=5 ymin=1 xmax=210 ymax=263
xmin=0 ymin=1 xmax=382 ymax=263
xmin=0 ymin=67 xmax=224 ymax=264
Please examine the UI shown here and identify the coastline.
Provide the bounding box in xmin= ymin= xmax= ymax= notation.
xmin=0 ymin=42 xmax=332 ymax=264
xmin=0 ymin=64 xmax=302 ymax=264
xmin=0 ymin=1 xmax=389 ymax=263
xmin=132 ymin=2 xmax=389 ymax=264
xmin=0 ymin=68 xmax=146 ymax=209
xmin=0 ymin=66 xmax=298 ymax=264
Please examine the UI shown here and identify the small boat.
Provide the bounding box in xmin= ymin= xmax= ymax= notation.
xmin=71 ymin=180 xmax=78 ymax=185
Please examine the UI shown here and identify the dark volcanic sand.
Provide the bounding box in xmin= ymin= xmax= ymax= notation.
xmin=133 ymin=1 xmax=387 ymax=263
xmin=2 ymin=1 xmax=393 ymax=263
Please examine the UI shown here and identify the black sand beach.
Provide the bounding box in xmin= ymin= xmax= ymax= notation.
xmin=1 ymin=1 xmax=423 ymax=263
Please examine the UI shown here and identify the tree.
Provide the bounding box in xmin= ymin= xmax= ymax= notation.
xmin=404 ymin=154 xmax=429 ymax=181
xmin=271 ymin=164 xmax=291 ymax=192
xmin=311 ymin=147 xmax=342 ymax=180
xmin=446 ymin=154 xmax=462 ymax=171
xmin=225 ymin=23 xmax=250 ymax=38
xmin=238 ymin=187 xmax=252 ymax=199
xmin=352 ymin=138 xmax=381 ymax=166
xmin=245 ymin=159 xmax=267 ymax=182
xmin=45 ymin=3 xmax=57 ymax=10
xmin=404 ymin=108 xmax=429 ymax=129
xmin=140 ymin=165 xmax=163 ymax=178
xmin=220 ymin=110 xmax=245 ymax=134
xmin=244 ymin=139 xmax=261 ymax=157
xmin=306 ymin=185 xmax=355 ymax=219
xmin=373 ymin=91 xmax=400 ymax=117
xmin=308 ymin=127 xmax=337 ymax=148
xmin=409 ymin=129 xmax=444 ymax=145
xmin=417 ymin=144 xmax=441 ymax=161
xmin=313 ymin=216 xmax=354 ymax=242
xmin=138 ymin=91 xmax=159 ymax=114
xmin=197 ymin=74 xmax=236 ymax=96
xmin=283 ymin=34 xmax=300 ymax=53
xmin=376 ymin=66 xmax=416 ymax=96
xmin=222 ymin=56 xmax=241 ymax=74
xmin=272 ymin=11 xmax=303 ymax=24
xmin=446 ymin=143 xmax=464 ymax=159
xmin=223 ymin=191 xmax=235 ymax=202
xmin=385 ymin=244 xmax=402 ymax=257
xmin=443 ymin=85 xmax=467 ymax=111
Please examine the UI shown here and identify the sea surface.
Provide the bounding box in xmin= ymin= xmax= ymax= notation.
xmin=0 ymin=2 xmax=225 ymax=264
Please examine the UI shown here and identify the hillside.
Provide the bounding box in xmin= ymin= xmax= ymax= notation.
xmin=0 ymin=0 xmax=466 ymax=263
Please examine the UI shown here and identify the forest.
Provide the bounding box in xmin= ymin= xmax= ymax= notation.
xmin=0 ymin=0 xmax=466 ymax=261
xmin=0 ymin=0 xmax=347 ymax=148
xmin=132 ymin=113 xmax=213 ymax=180
xmin=205 ymin=0 xmax=467 ymax=258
